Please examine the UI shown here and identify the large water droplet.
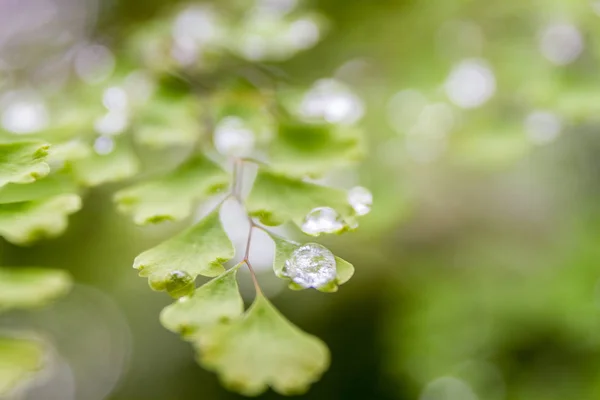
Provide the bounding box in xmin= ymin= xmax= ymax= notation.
xmin=213 ymin=116 xmax=255 ymax=157
xmin=284 ymin=243 xmax=336 ymax=288
xmin=165 ymin=270 xmax=195 ymax=298
xmin=348 ymin=186 xmax=373 ymax=216
xmin=301 ymin=207 xmax=345 ymax=236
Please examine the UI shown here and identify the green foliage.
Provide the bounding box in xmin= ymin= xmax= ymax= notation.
xmin=0 ymin=194 xmax=81 ymax=245
xmin=0 ymin=337 xmax=44 ymax=396
xmin=114 ymin=154 xmax=229 ymax=224
xmin=0 ymin=0 xmax=370 ymax=396
xmin=160 ymin=264 xmax=244 ymax=341
xmin=71 ymin=139 xmax=140 ymax=186
xmin=247 ymin=169 xmax=357 ymax=231
xmin=268 ymin=121 xmax=363 ymax=178
xmin=0 ymin=267 xmax=71 ymax=311
xmin=133 ymin=209 xmax=235 ymax=297
xmin=0 ymin=141 xmax=50 ymax=188
xmin=199 ymin=294 xmax=330 ymax=396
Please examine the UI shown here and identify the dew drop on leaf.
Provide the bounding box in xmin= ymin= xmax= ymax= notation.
xmin=165 ymin=270 xmax=195 ymax=299
xmin=348 ymin=186 xmax=372 ymax=216
xmin=301 ymin=207 xmax=344 ymax=236
xmin=213 ymin=116 xmax=255 ymax=157
xmin=284 ymin=243 xmax=336 ymax=288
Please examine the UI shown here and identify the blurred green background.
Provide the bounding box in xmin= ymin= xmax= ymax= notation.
xmin=3 ymin=0 xmax=600 ymax=399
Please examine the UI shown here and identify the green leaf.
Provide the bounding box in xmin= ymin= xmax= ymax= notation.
xmin=269 ymin=121 xmax=363 ymax=178
xmin=0 ymin=172 xmax=79 ymax=204
xmin=114 ymin=154 xmax=229 ymax=224
xmin=0 ymin=194 xmax=82 ymax=245
xmin=160 ymin=265 xmax=243 ymax=341
xmin=133 ymin=208 xmax=234 ymax=297
xmin=134 ymin=96 xmax=203 ymax=148
xmin=0 ymin=337 xmax=44 ymax=396
xmin=247 ymin=169 xmax=356 ymax=231
xmin=266 ymin=231 xmax=354 ymax=292
xmin=71 ymin=139 xmax=139 ymax=186
xmin=0 ymin=141 xmax=50 ymax=188
xmin=0 ymin=267 xmax=72 ymax=311
xmin=199 ymin=294 xmax=329 ymax=396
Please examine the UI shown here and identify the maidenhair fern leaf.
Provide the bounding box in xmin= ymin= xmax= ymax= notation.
xmin=0 ymin=337 xmax=45 ymax=396
xmin=160 ymin=265 xmax=243 ymax=341
xmin=0 ymin=141 xmax=50 ymax=188
xmin=268 ymin=121 xmax=363 ymax=178
xmin=133 ymin=208 xmax=235 ymax=297
xmin=199 ymin=294 xmax=329 ymax=396
xmin=247 ymin=169 xmax=357 ymax=232
xmin=114 ymin=154 xmax=229 ymax=224
xmin=0 ymin=267 xmax=72 ymax=311
xmin=0 ymin=194 xmax=82 ymax=245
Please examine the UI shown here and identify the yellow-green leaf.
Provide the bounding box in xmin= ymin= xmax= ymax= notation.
xmin=114 ymin=154 xmax=229 ymax=224
xmin=133 ymin=209 xmax=234 ymax=297
xmin=0 ymin=141 xmax=50 ymax=188
xmin=160 ymin=265 xmax=243 ymax=341
xmin=247 ymin=169 xmax=356 ymax=231
xmin=0 ymin=337 xmax=44 ymax=396
xmin=0 ymin=194 xmax=82 ymax=245
xmin=269 ymin=121 xmax=363 ymax=178
xmin=199 ymin=294 xmax=329 ymax=396
xmin=71 ymin=139 xmax=139 ymax=186
xmin=0 ymin=267 xmax=72 ymax=311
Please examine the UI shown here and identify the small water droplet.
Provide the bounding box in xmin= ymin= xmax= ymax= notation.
xmin=93 ymin=135 xmax=115 ymax=155
xmin=166 ymin=270 xmax=195 ymax=298
xmin=213 ymin=116 xmax=255 ymax=157
xmin=284 ymin=243 xmax=336 ymax=288
xmin=301 ymin=207 xmax=345 ymax=236
xmin=348 ymin=186 xmax=373 ymax=216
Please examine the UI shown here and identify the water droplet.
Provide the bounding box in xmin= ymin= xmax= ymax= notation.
xmin=74 ymin=44 xmax=115 ymax=84
xmin=165 ymin=270 xmax=195 ymax=298
xmin=301 ymin=207 xmax=345 ymax=236
xmin=539 ymin=23 xmax=583 ymax=66
xmin=524 ymin=110 xmax=562 ymax=145
xmin=444 ymin=59 xmax=496 ymax=109
xmin=213 ymin=116 xmax=255 ymax=157
xmin=348 ymin=186 xmax=373 ymax=216
xmin=284 ymin=243 xmax=336 ymax=288
xmin=299 ymin=79 xmax=364 ymax=125
xmin=93 ymin=135 xmax=115 ymax=155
